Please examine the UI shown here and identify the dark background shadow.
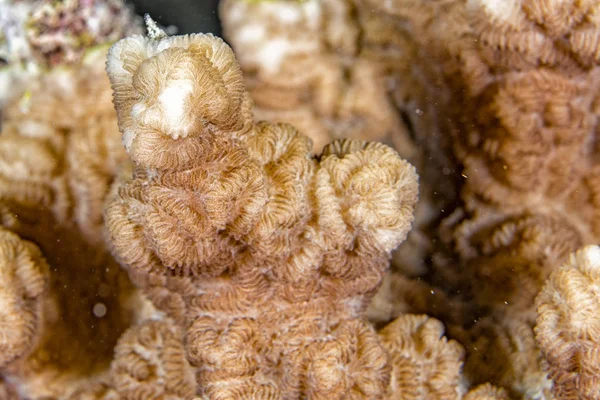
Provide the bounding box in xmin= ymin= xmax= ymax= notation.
xmin=127 ymin=0 xmax=222 ymax=35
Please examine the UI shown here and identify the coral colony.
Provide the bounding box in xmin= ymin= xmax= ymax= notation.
xmin=0 ymin=0 xmax=599 ymax=399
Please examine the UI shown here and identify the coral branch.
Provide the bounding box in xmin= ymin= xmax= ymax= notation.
xmin=0 ymin=227 xmax=49 ymax=368
xmin=379 ymin=314 xmax=465 ymax=400
xmin=105 ymin=29 xmax=418 ymax=398
xmin=535 ymin=245 xmax=600 ymax=400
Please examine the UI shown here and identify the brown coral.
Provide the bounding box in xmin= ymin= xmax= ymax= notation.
xmin=219 ymin=0 xmax=600 ymax=397
xmin=379 ymin=314 xmax=511 ymax=400
xmin=0 ymin=38 xmax=145 ymax=400
xmin=3 ymin=0 xmax=599 ymax=397
xmin=535 ymin=245 xmax=600 ymax=400
xmin=454 ymin=212 xmax=584 ymax=317
xmin=463 ymin=383 xmax=510 ymax=400
xmin=379 ymin=314 xmax=465 ymax=400
xmin=219 ymin=0 xmax=458 ymax=290
xmin=0 ymin=227 xmax=49 ymax=368
xmin=111 ymin=320 xmax=196 ymax=399
xmin=449 ymin=312 xmax=552 ymax=399
xmin=105 ymin=28 xmax=419 ymax=398
xmin=219 ymin=0 xmax=413 ymax=154
xmin=0 ymin=378 xmax=20 ymax=400
xmin=312 ymin=0 xmax=600 ymax=396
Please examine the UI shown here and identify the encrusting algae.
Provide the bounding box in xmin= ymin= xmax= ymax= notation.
xmin=0 ymin=0 xmax=599 ymax=399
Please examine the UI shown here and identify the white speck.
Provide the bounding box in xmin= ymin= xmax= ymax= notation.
xmin=584 ymin=246 xmax=600 ymax=266
xmin=345 ymin=296 xmax=363 ymax=316
xmin=430 ymin=290 xmax=435 ymax=294
xmin=158 ymin=79 xmax=193 ymax=138
xmin=415 ymin=108 xmax=423 ymax=115
xmin=93 ymin=302 xmax=107 ymax=318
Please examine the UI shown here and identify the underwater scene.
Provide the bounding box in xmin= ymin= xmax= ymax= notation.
xmin=0 ymin=0 xmax=599 ymax=399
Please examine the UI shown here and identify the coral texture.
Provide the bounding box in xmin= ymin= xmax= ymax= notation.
xmin=219 ymin=0 xmax=457 ymax=285
xmin=379 ymin=314 xmax=465 ymax=399
xmin=535 ymin=245 xmax=600 ymax=400
xmin=0 ymin=227 xmax=49 ymax=369
xmin=111 ymin=320 xmax=196 ymax=399
xmin=0 ymin=1 xmax=146 ymax=397
xmin=379 ymin=314 xmax=509 ymax=400
xmin=2 ymin=0 xmax=600 ymax=398
xmin=220 ymin=0 xmax=600 ymax=398
xmin=362 ymin=0 xmax=600 ymax=397
xmin=104 ymin=27 xmax=419 ymax=398
xmin=0 ymin=48 xmax=145 ymax=399
xmin=463 ymin=384 xmax=510 ymax=400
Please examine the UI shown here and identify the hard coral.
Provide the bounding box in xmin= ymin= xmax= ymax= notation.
xmin=0 ymin=227 xmax=49 ymax=369
xmin=3 ymin=0 xmax=600 ymax=397
xmin=111 ymin=320 xmax=196 ymax=399
xmin=219 ymin=0 xmax=412 ymax=154
xmin=535 ymin=245 xmax=600 ymax=400
xmin=449 ymin=312 xmax=551 ymax=399
xmin=379 ymin=314 xmax=509 ymax=400
xmin=0 ymin=2 xmax=146 ymax=395
xmin=220 ymin=0 xmax=457 ymax=285
xmin=367 ymin=0 xmax=600 ymax=397
xmin=105 ymin=25 xmax=419 ymax=398
xmin=220 ymin=0 xmax=600 ymax=398
xmin=463 ymin=384 xmax=510 ymax=400
xmin=379 ymin=314 xmax=465 ymax=399
xmin=0 ymin=0 xmax=143 ymax=110
xmin=0 ymin=54 xmax=144 ymax=398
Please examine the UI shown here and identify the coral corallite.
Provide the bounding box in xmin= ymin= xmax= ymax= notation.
xmin=104 ymin=27 xmax=419 ymax=398
xmin=535 ymin=245 xmax=600 ymax=400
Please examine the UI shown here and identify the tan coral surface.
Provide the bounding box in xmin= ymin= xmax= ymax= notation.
xmin=379 ymin=314 xmax=465 ymax=399
xmin=104 ymin=28 xmax=419 ymax=398
xmin=0 ymin=227 xmax=49 ymax=369
xmin=219 ymin=0 xmax=458 ymax=284
xmin=535 ymin=245 xmax=600 ymax=400
xmin=0 ymin=44 xmax=146 ymax=399
xmin=2 ymin=0 xmax=600 ymax=398
xmin=220 ymin=0 xmax=600 ymax=398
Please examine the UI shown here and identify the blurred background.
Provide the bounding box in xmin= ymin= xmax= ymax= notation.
xmin=128 ymin=0 xmax=222 ymax=35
